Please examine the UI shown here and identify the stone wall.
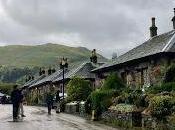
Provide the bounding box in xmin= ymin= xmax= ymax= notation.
xmin=101 ymin=110 xmax=142 ymax=128
xmin=64 ymin=101 xmax=88 ymax=118
xmin=95 ymin=56 xmax=170 ymax=89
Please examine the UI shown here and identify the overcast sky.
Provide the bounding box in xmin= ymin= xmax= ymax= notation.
xmin=0 ymin=0 xmax=175 ymax=58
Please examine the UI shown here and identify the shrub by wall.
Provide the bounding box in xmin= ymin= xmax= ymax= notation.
xmin=149 ymin=95 xmax=173 ymax=121
xmin=89 ymin=73 xmax=126 ymax=118
xmin=67 ymin=77 xmax=92 ymax=102
xmin=147 ymin=82 xmax=175 ymax=94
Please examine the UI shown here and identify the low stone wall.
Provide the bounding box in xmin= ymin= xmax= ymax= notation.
xmin=64 ymin=101 xmax=88 ymax=118
xmin=79 ymin=101 xmax=86 ymax=117
xmin=142 ymin=114 xmax=156 ymax=129
xmin=142 ymin=114 xmax=175 ymax=129
xmin=65 ymin=101 xmax=79 ymax=114
xmin=101 ymin=110 xmax=142 ymax=128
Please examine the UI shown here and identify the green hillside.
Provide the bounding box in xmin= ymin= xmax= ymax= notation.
xmin=0 ymin=43 xmax=107 ymax=83
xmin=0 ymin=43 xmax=106 ymax=67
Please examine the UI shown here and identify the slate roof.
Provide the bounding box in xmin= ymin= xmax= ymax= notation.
xmin=22 ymin=75 xmax=46 ymax=89
xmin=53 ymin=62 xmax=100 ymax=82
xmin=93 ymin=30 xmax=175 ymax=72
xmin=30 ymin=70 xmax=63 ymax=87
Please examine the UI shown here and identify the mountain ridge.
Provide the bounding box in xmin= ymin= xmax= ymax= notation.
xmin=0 ymin=43 xmax=107 ymax=67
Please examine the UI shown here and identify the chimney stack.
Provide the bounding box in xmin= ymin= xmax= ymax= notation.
xmin=90 ymin=49 xmax=97 ymax=64
xmin=172 ymin=8 xmax=175 ymax=29
xmin=48 ymin=67 xmax=52 ymax=75
xmin=150 ymin=17 xmax=158 ymax=37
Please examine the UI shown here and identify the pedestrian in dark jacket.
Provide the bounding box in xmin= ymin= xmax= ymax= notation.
xmin=11 ymin=85 xmax=21 ymax=122
xmin=46 ymin=91 xmax=54 ymax=115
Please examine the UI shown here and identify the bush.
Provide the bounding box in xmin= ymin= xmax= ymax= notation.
xmin=149 ymin=95 xmax=173 ymax=121
xmin=147 ymin=82 xmax=175 ymax=94
xmin=169 ymin=113 xmax=175 ymax=125
xmin=88 ymin=73 xmax=126 ymax=117
xmin=164 ymin=64 xmax=175 ymax=83
xmin=113 ymin=89 xmax=149 ymax=108
xmin=90 ymin=89 xmax=115 ymax=117
xmin=102 ymin=73 xmax=125 ymax=91
xmin=86 ymin=73 xmax=126 ymax=118
xmin=161 ymin=82 xmax=175 ymax=92
xmin=67 ymin=77 xmax=92 ymax=102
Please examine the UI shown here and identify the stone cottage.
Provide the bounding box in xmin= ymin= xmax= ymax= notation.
xmin=92 ymin=9 xmax=175 ymax=90
xmin=28 ymin=69 xmax=63 ymax=104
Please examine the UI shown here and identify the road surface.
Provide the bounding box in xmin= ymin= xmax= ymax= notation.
xmin=0 ymin=105 xmax=119 ymax=130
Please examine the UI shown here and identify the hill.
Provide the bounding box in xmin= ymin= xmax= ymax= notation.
xmin=0 ymin=43 xmax=106 ymax=67
xmin=0 ymin=43 xmax=107 ymax=83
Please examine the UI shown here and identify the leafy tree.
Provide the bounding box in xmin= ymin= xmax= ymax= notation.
xmin=67 ymin=77 xmax=92 ymax=101
xmin=0 ymin=66 xmax=38 ymax=83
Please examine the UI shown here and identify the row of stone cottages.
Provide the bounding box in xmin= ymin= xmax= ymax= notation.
xmin=22 ymin=50 xmax=103 ymax=104
xmin=22 ymin=8 xmax=175 ymax=104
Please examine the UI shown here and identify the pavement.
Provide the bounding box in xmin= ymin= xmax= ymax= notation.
xmin=0 ymin=105 xmax=119 ymax=130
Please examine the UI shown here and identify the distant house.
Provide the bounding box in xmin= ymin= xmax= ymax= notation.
xmin=28 ymin=69 xmax=63 ymax=104
xmin=92 ymin=10 xmax=175 ymax=90
xmin=22 ymin=74 xmax=46 ymax=104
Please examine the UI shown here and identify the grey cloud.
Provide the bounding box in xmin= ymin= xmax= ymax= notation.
xmin=0 ymin=0 xmax=174 ymax=58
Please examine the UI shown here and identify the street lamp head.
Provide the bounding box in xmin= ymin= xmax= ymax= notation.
xmin=59 ymin=57 xmax=68 ymax=69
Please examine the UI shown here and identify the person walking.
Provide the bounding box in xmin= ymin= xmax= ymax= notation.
xmin=11 ymin=85 xmax=20 ymax=122
xmin=18 ymin=89 xmax=26 ymax=117
xmin=46 ymin=89 xmax=54 ymax=115
xmin=55 ymin=90 xmax=61 ymax=113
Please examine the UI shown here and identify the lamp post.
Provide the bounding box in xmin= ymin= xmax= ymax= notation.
xmin=60 ymin=57 xmax=68 ymax=99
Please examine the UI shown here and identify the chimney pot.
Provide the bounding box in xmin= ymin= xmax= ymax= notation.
xmin=90 ymin=49 xmax=97 ymax=63
xmin=152 ymin=17 xmax=156 ymax=26
xmin=150 ymin=17 xmax=158 ymax=37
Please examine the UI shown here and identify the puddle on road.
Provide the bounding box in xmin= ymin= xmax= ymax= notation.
xmin=31 ymin=109 xmax=46 ymax=115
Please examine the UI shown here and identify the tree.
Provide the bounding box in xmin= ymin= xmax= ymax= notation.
xmin=67 ymin=77 xmax=92 ymax=101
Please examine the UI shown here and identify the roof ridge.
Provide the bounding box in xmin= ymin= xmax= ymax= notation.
xmin=162 ymin=30 xmax=175 ymax=52
xmin=68 ymin=62 xmax=87 ymax=78
xmin=116 ymin=30 xmax=175 ymax=60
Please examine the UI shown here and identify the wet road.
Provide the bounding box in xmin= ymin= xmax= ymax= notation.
xmin=0 ymin=105 xmax=119 ymax=130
